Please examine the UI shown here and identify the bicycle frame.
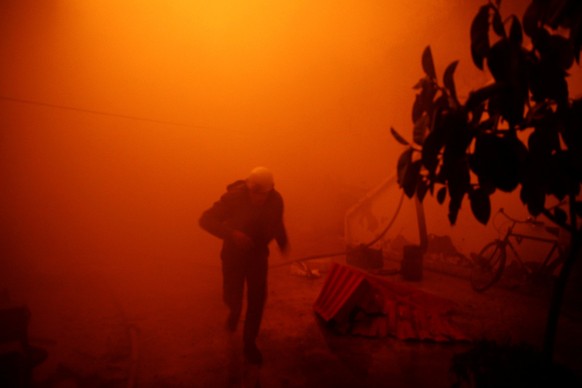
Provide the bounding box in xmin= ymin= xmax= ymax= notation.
xmin=502 ymin=220 xmax=562 ymax=276
xmin=471 ymin=208 xmax=563 ymax=292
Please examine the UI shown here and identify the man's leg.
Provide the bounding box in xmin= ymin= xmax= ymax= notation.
xmin=243 ymin=256 xmax=268 ymax=364
xmin=222 ymin=258 xmax=245 ymax=332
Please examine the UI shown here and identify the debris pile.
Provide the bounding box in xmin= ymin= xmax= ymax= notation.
xmin=314 ymin=263 xmax=470 ymax=342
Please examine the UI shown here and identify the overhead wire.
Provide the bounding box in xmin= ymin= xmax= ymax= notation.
xmin=0 ymin=95 xmax=230 ymax=132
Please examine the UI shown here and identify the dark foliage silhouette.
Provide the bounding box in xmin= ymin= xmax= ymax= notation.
xmin=391 ymin=0 xmax=582 ymax=361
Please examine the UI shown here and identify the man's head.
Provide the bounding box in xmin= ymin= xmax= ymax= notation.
xmin=246 ymin=166 xmax=274 ymax=205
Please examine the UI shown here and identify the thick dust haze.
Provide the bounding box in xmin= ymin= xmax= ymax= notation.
xmin=0 ymin=0 xmax=510 ymax=266
xmin=1 ymin=0 xmax=579 ymax=384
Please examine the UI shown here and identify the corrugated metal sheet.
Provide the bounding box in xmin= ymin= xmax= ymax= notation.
xmin=313 ymin=263 xmax=368 ymax=322
xmin=313 ymin=263 xmax=471 ymax=342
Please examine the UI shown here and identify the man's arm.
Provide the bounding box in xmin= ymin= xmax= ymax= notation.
xmin=275 ymin=223 xmax=289 ymax=255
xmin=199 ymin=195 xmax=234 ymax=240
xmin=274 ymin=194 xmax=289 ymax=254
xmin=199 ymin=190 xmax=254 ymax=250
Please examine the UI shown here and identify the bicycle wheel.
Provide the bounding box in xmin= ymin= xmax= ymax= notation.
xmin=471 ymin=241 xmax=506 ymax=292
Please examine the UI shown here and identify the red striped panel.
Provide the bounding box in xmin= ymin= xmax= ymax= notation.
xmin=312 ymin=263 xmax=471 ymax=342
xmin=313 ymin=263 xmax=368 ymax=322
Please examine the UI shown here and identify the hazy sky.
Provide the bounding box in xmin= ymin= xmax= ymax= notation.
xmin=1 ymin=0 xmax=567 ymax=268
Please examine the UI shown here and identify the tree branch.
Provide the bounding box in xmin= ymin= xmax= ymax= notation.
xmin=541 ymin=208 xmax=575 ymax=233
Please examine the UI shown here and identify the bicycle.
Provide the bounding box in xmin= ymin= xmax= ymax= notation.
xmin=470 ymin=208 xmax=565 ymax=292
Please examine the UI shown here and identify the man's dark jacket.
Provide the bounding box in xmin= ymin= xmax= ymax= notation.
xmin=199 ymin=180 xmax=288 ymax=257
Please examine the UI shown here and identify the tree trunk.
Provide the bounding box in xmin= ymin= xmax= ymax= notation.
xmin=542 ymin=232 xmax=581 ymax=362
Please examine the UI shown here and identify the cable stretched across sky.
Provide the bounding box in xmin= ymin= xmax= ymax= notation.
xmin=0 ymin=95 xmax=227 ymax=132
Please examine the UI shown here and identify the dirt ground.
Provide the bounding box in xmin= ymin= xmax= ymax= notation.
xmin=4 ymin=253 xmax=582 ymax=387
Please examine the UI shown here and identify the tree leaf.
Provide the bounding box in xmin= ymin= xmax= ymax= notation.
xmin=412 ymin=77 xmax=424 ymax=90
xmin=509 ymin=15 xmax=523 ymax=46
xmin=412 ymin=94 xmax=423 ymax=123
xmin=447 ymin=163 xmax=470 ymax=225
xmin=391 ymin=127 xmax=410 ymax=146
xmin=523 ymin=0 xmax=543 ymax=38
xmin=524 ymin=101 xmax=548 ymax=125
xmin=487 ymin=39 xmax=511 ymax=82
xmin=563 ymin=99 xmax=582 ymax=162
xmin=479 ymin=179 xmax=497 ymax=195
xmin=416 ymin=178 xmax=429 ymax=202
xmin=437 ymin=186 xmax=447 ymax=204
xmin=443 ymin=60 xmax=460 ymax=107
xmin=397 ymin=148 xmax=413 ymax=186
xmin=519 ymin=172 xmax=546 ymax=217
xmin=547 ymin=152 xmax=576 ymax=200
xmin=554 ymin=207 xmax=568 ymax=225
xmin=486 ymin=39 xmax=528 ymax=126
xmin=430 ymin=94 xmax=449 ymax=128
xmin=465 ymin=82 xmax=504 ymax=111
xmin=448 ymin=197 xmax=462 ymax=225
xmin=528 ymin=60 xmax=569 ymax=106
xmin=543 ymin=34 xmax=575 ymax=71
xmin=419 ymin=80 xmax=438 ymax=120
xmin=413 ymin=113 xmax=430 ymax=146
xmin=422 ymin=46 xmax=437 ymax=80
xmin=469 ymin=187 xmax=491 ymax=224
xmin=494 ymin=135 xmax=527 ymax=192
xmin=471 ymin=5 xmax=491 ymax=70
xmin=441 ymin=110 xmax=473 ymax=162
xmin=403 ymin=160 xmax=422 ymax=198
xmin=470 ymin=102 xmax=486 ymax=125
xmin=492 ymin=7 xmax=506 ymax=38
xmin=422 ymin=125 xmax=445 ymax=176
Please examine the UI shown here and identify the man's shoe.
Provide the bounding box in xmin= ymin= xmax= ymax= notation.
xmin=243 ymin=344 xmax=263 ymax=365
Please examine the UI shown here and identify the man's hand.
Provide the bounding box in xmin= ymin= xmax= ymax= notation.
xmin=230 ymin=230 xmax=253 ymax=250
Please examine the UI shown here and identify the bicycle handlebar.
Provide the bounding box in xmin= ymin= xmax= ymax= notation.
xmin=498 ymin=208 xmax=545 ymax=227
